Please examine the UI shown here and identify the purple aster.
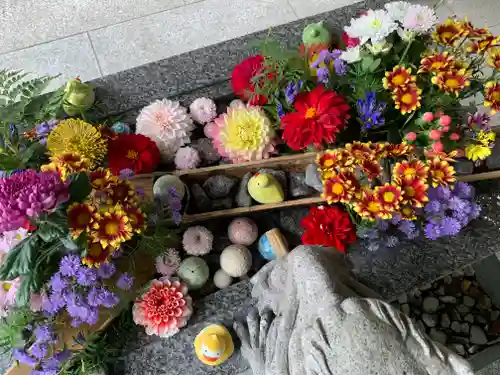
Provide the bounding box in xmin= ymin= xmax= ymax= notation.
xmin=285 ymin=80 xmax=303 ymax=105
xmin=167 ymin=187 xmax=182 ymax=226
xmin=277 ymin=103 xmax=285 ymax=119
xmin=66 ymin=293 xmax=93 ymax=323
xmin=453 ymin=181 xmax=474 ymax=200
xmin=376 ymin=219 xmax=389 ymax=232
xmin=43 ymin=293 xmax=66 ymax=316
xmin=385 ymin=235 xmax=399 ymax=247
xmin=447 ymin=196 xmax=470 ymax=213
xmin=30 ymin=343 xmax=48 ymax=359
xmin=70 ymin=318 xmax=83 ymax=328
xmin=366 ymin=241 xmax=381 ymax=252
xmin=357 ymin=92 xmax=386 ymax=130
xmin=316 ymin=67 xmax=329 ymax=84
xmin=12 ymin=348 xmax=37 ymax=367
xmin=390 ymin=214 xmax=402 ymax=225
xmin=427 ymin=186 xmax=451 ymax=202
xmin=75 ymin=267 xmax=98 ymax=287
xmin=48 ymin=273 xmax=68 ymax=293
xmin=424 ymin=200 xmax=443 ymax=215
xmin=85 ymin=308 xmax=99 ymax=325
xmin=397 ymin=220 xmax=416 ymax=238
xmin=468 ymin=112 xmax=491 ymax=130
xmin=424 ymin=222 xmax=442 ymax=240
xmin=97 ymin=262 xmax=116 ymax=279
xmin=99 ymin=289 xmax=119 ymax=308
xmin=59 ymin=254 xmax=82 ymax=277
xmin=34 ymin=325 xmax=54 ymax=343
xmin=32 ymin=370 xmax=58 ymax=375
xmin=440 ymin=216 xmax=462 ymax=236
xmin=87 ymin=287 xmax=104 ymax=307
xmin=117 ymin=273 xmax=134 ymax=291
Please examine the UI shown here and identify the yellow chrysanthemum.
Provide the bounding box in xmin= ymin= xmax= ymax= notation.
xmin=465 ymin=144 xmax=492 ymax=161
xmin=484 ymin=81 xmax=500 ymax=114
xmin=431 ymin=69 xmax=471 ymax=96
xmin=392 ymin=84 xmax=422 ymax=115
xmin=47 ymin=119 xmax=107 ymax=168
xmin=476 ymin=130 xmax=496 ymax=146
xmin=488 ymin=48 xmax=500 ymax=70
xmin=467 ymin=35 xmax=500 ymax=54
xmin=90 ymin=205 xmax=133 ymax=248
xmin=433 ymin=18 xmax=465 ymax=46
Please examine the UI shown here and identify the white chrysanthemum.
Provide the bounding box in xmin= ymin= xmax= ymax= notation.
xmin=156 ymin=248 xmax=181 ymax=277
xmin=344 ymin=9 xmax=397 ymax=45
xmin=340 ymin=46 xmax=362 ymax=63
xmin=189 ymin=97 xmax=217 ymax=124
xmin=403 ymin=4 xmax=437 ymax=33
xmin=385 ymin=1 xmax=411 ymax=21
xmin=136 ymin=99 xmax=194 ymax=161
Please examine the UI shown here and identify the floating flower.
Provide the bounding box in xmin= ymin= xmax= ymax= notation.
xmin=353 ymin=189 xmax=386 ymax=220
xmin=392 ymin=84 xmax=422 ymax=114
xmin=418 ymin=52 xmax=455 ymax=74
xmin=136 ymin=99 xmax=194 ymax=161
xmin=280 ymin=85 xmax=350 ymax=150
xmin=123 ymin=205 xmax=146 ymax=234
xmin=205 ymin=101 xmax=275 ymax=163
xmin=189 ymin=97 xmax=217 ymax=124
xmin=465 ymin=144 xmax=492 ymax=161
xmin=392 ymin=160 xmax=428 ymax=181
xmin=91 ymin=205 xmax=133 ymax=248
xmin=484 ymin=81 xmax=500 ymax=114
xmin=383 ymin=66 xmax=415 ymax=91
xmin=47 ymin=119 xmax=107 ymax=168
xmin=301 ymin=205 xmax=356 ymax=253
xmin=231 ymin=55 xmax=268 ymax=106
xmin=361 ymin=158 xmax=382 ymax=181
xmin=0 ymin=170 xmax=69 ymax=232
xmin=82 ymin=241 xmax=114 ymax=267
xmin=344 ymin=9 xmax=397 ymax=45
xmin=433 ymin=18 xmax=465 ymax=45
xmin=174 ymin=147 xmax=200 ymax=170
xmin=402 ymin=4 xmax=437 ymax=33
xmin=67 ymin=203 xmax=95 ymax=238
xmin=386 ymin=142 xmax=415 ymax=158
xmin=88 ymin=168 xmax=113 ymax=190
xmin=431 ymin=69 xmax=471 ymax=95
xmin=427 ymin=158 xmax=456 ymax=187
xmin=356 ymin=92 xmax=386 ymax=130
xmin=374 ymin=183 xmax=403 ymax=212
xmin=182 ymin=226 xmax=213 ymax=255
xmin=133 ymin=278 xmax=193 ymax=338
xmin=156 ymin=248 xmax=181 ymax=277
xmin=107 ymin=133 xmax=160 ymax=176
xmin=487 ymin=48 xmax=500 ymax=70
xmin=467 ymin=35 xmax=500 ymax=54
xmin=322 ymin=172 xmax=359 ymax=204
xmin=397 ymin=176 xmax=428 ymax=207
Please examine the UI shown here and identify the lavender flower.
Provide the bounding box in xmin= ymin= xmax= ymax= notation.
xmin=117 ymin=273 xmax=134 ymax=291
xmin=440 ymin=217 xmax=462 ymax=236
xmin=13 ymin=348 xmax=37 ymax=367
xmin=97 ymin=262 xmax=116 ymax=279
xmin=424 ymin=222 xmax=442 ymax=240
xmin=30 ymin=343 xmax=48 ymax=359
xmin=285 ymin=80 xmax=303 ymax=105
xmin=357 ymin=92 xmax=386 ymax=130
xmin=468 ymin=112 xmax=491 ymax=130
xmin=276 ymin=103 xmax=285 ymax=119
xmin=75 ymin=267 xmax=98 ymax=287
xmin=34 ymin=325 xmax=55 ymax=343
xmin=35 ymin=120 xmax=59 ymax=145
xmin=48 ymin=273 xmax=68 ymax=293
xmin=316 ymin=67 xmax=329 ymax=84
xmin=59 ymin=254 xmax=81 ymax=277
xmin=167 ymin=187 xmax=182 ymax=225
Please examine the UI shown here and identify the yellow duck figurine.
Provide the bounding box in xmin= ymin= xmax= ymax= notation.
xmin=247 ymin=173 xmax=285 ymax=204
xmin=194 ymin=324 xmax=234 ymax=366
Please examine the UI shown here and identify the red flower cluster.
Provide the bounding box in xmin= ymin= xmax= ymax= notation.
xmin=301 ymin=205 xmax=356 ymax=253
xmin=281 ymin=86 xmax=351 ymax=151
xmin=231 ymin=55 xmax=268 ymax=106
xmin=107 ymin=133 xmax=160 ymax=176
xmin=342 ymin=32 xmax=360 ymax=48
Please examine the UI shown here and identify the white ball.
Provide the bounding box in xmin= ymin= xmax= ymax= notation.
xmin=213 ymin=269 xmax=233 ymax=289
xmin=220 ymin=245 xmax=252 ymax=278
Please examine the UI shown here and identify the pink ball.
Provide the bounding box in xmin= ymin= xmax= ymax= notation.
xmin=405 ymin=132 xmax=417 ymax=141
xmin=429 ymin=130 xmax=442 ymax=141
xmin=439 ymin=115 xmax=452 ymax=127
xmin=432 ymin=141 xmax=444 ymax=152
xmin=422 ymin=112 xmax=434 ymax=123
xmin=228 ymin=217 xmax=258 ymax=246
xmin=450 ymin=133 xmax=460 ymax=141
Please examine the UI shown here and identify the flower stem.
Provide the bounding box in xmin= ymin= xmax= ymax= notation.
xmin=399 ymin=40 xmax=413 ymax=65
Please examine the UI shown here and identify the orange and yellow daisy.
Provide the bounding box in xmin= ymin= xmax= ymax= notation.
xmin=460 ymin=19 xmax=491 ymax=38
xmin=427 ymin=158 xmax=456 ymax=187
xmin=361 ymin=159 xmax=382 ymax=181
xmin=467 ymin=35 xmax=500 ymax=54
xmin=91 ymin=205 xmax=133 ymax=248
xmin=431 ymin=69 xmax=471 ymax=96
xmin=41 ymin=152 xmax=91 ymax=181
xmin=484 ymin=81 xmax=500 ymax=114
xmin=392 ymin=84 xmax=422 ymax=114
xmin=433 ymin=18 xmax=465 ymax=46
xmin=374 ymin=183 xmax=403 ymax=212
xmin=124 ymin=205 xmax=147 ymax=234
xmin=67 ymin=202 xmax=96 ymax=238
xmin=105 ymin=178 xmax=137 ymax=205
xmin=82 ymin=241 xmax=114 ymax=268
xmin=322 ymin=172 xmax=359 ymax=204
xmin=400 ymin=206 xmax=417 ymax=221
xmin=316 ymin=149 xmax=355 ymax=180
xmin=392 ymin=160 xmax=428 ymax=182
xmin=383 ymin=66 xmax=415 ymax=91
xmin=386 ymin=142 xmax=415 ymax=158
xmin=488 ymin=48 xmax=500 ymax=70
xmin=397 ymin=176 xmax=429 ymax=208
xmin=418 ymin=52 xmax=455 ymax=74
xmin=345 ymin=141 xmax=374 ymax=162
xmin=353 ymin=190 xmax=387 ymax=221
xmin=369 ymin=142 xmax=388 ymax=159
xmin=424 ymin=149 xmax=458 ymax=162
xmin=88 ymin=168 xmax=114 ymax=190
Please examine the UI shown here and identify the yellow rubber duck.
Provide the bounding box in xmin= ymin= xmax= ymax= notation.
xmin=247 ymin=173 xmax=285 ymax=204
xmin=194 ymin=324 xmax=234 ymax=366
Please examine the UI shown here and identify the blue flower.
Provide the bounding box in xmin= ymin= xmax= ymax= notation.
xmin=285 ymin=80 xmax=303 ymax=105
xmin=316 ymin=67 xmax=329 ymax=84
xmin=356 ymin=92 xmax=386 ymax=130
xmin=277 ymin=103 xmax=285 ymax=119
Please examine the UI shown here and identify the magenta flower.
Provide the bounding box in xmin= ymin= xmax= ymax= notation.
xmin=0 ymin=170 xmax=69 ymax=232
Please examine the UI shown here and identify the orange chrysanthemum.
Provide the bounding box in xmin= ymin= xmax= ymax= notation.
xmin=386 ymin=142 xmax=415 ymax=158
xmin=124 ymin=205 xmax=147 ymax=234
xmin=383 ymin=66 xmax=415 ymax=91
xmin=105 ymin=179 xmax=137 ymax=205
xmin=374 ymin=183 xmax=403 ymax=212
xmin=91 ymin=205 xmax=133 ymax=248
xmin=82 ymin=241 xmax=114 ymax=268
xmin=317 ymin=149 xmax=354 ymax=180
xmin=468 ymin=35 xmax=500 ymax=54
xmin=397 ymin=176 xmax=429 ymax=208
xmin=369 ymin=142 xmax=388 ymax=159
xmin=353 ymin=189 xmax=387 ymax=221
xmin=427 ymin=158 xmax=456 ymax=187
xmin=88 ymin=168 xmax=114 ymax=190
xmin=418 ymin=52 xmax=455 ymax=74
xmin=400 ymin=206 xmax=417 ymax=221
xmin=392 ymin=84 xmax=422 ymax=114
xmin=392 ymin=160 xmax=428 ymax=181
xmin=433 ymin=18 xmax=465 ymax=45
xmin=345 ymin=141 xmax=374 ymax=162
xmin=488 ymin=48 xmax=500 ymax=70
xmin=460 ymin=19 xmax=491 ymax=38
xmin=484 ymin=81 xmax=500 ymax=114
xmin=67 ymin=202 xmax=96 ymax=238
xmin=361 ymin=158 xmax=382 ymax=181
xmin=322 ymin=172 xmax=359 ymax=204
xmin=431 ymin=69 xmax=471 ymax=95
xmin=424 ymin=149 xmax=458 ymax=162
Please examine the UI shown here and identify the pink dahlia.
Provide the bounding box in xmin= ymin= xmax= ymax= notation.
xmin=189 ymin=97 xmax=217 ymax=124
xmin=133 ymin=277 xmax=193 ymax=337
xmin=0 ymin=170 xmax=69 ymax=232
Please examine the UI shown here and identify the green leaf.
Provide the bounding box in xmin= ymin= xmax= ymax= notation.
xmin=37 ymin=209 xmax=69 ymax=242
xmin=361 ymin=56 xmax=375 ymax=72
xmin=68 ymin=172 xmax=92 ymax=202
xmin=60 ymin=234 xmax=79 ymax=251
xmin=20 ymin=142 xmax=43 ymax=164
xmin=369 ymin=59 xmax=381 ymax=72
xmin=0 ymin=238 xmax=36 ymax=280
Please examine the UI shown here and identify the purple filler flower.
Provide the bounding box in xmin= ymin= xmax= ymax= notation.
xmin=30 ymin=343 xmax=48 ymax=359
xmin=49 ymin=273 xmax=68 ymax=293
xmin=13 ymin=349 xmax=38 ymax=367
xmin=34 ymin=325 xmax=54 ymax=343
xmin=440 ymin=216 xmax=462 ymax=236
xmin=75 ymin=267 xmax=98 ymax=287
xmin=167 ymin=187 xmax=182 ymax=226
xmin=424 ymin=222 xmax=442 ymax=240
xmin=316 ymin=67 xmax=329 ymax=84
xmin=453 ymin=181 xmax=474 ymax=199
xmin=59 ymin=254 xmax=81 ymax=277
xmin=35 ymin=120 xmax=59 ymax=146
xmin=357 ymin=92 xmax=386 ymax=130
xmin=276 ymin=103 xmax=285 ymax=119
xmin=117 ymin=273 xmax=134 ymax=291
xmin=285 ymin=80 xmax=303 ymax=105
xmin=468 ymin=112 xmax=491 ymax=130
xmin=100 ymin=289 xmax=119 ymax=308
xmin=97 ymin=262 xmax=116 ymax=279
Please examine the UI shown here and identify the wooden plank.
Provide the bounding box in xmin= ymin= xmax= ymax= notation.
xmin=458 ymin=170 xmax=500 ymax=182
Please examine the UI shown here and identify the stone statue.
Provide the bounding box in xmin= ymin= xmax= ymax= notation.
xmin=234 ymin=245 xmax=473 ymax=375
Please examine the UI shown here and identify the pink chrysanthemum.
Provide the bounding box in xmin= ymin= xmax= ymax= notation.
xmin=0 ymin=278 xmax=21 ymax=317
xmin=133 ymin=277 xmax=193 ymax=338
xmin=0 ymin=170 xmax=69 ymax=232
xmin=136 ymin=99 xmax=194 ymax=161
xmin=189 ymin=97 xmax=217 ymax=124
xmin=182 ymin=226 xmax=213 ymax=255
xmin=174 ymin=147 xmax=201 ymax=170
xmin=155 ymin=248 xmax=181 ymax=277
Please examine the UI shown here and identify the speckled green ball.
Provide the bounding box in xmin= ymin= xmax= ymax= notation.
xmin=178 ymin=257 xmax=210 ymax=290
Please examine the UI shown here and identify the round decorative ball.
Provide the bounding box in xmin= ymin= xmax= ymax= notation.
xmin=182 ymin=226 xmax=213 ymax=256
xmin=228 ymin=217 xmax=258 ymax=246
xmin=258 ymin=228 xmax=288 ymax=261
xmin=220 ymin=245 xmax=252 ymax=278
xmin=178 ymin=257 xmax=210 ymax=290
xmin=153 ymin=174 xmax=186 ymax=200
xmin=213 ymin=269 xmax=233 ymax=289
xmin=110 ymin=121 xmax=131 ymax=134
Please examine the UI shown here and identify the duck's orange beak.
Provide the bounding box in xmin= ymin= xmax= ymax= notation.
xmin=202 ymin=355 xmax=218 ymax=362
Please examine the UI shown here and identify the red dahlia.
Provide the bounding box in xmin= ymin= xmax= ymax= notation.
xmin=281 ymin=86 xmax=351 ymax=151
xmin=107 ymin=133 xmax=160 ymax=176
xmin=231 ymin=55 xmax=268 ymax=106
xmin=301 ymin=205 xmax=356 ymax=253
